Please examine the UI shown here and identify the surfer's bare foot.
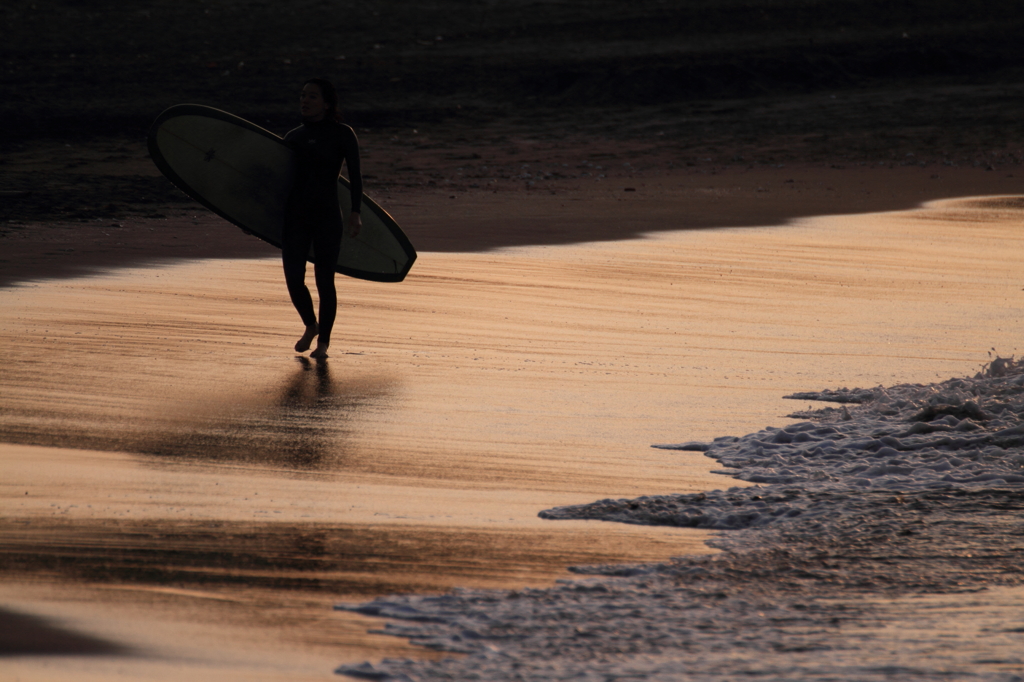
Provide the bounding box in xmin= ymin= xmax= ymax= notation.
xmin=295 ymin=324 xmax=318 ymax=352
xmin=310 ymin=342 xmax=329 ymax=359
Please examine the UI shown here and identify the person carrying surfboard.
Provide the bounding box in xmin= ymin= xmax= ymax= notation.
xmin=283 ymin=78 xmax=363 ymax=359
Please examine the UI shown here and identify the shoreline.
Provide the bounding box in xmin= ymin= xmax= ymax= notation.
xmin=3 ymin=140 xmax=1021 ymax=288
xmin=338 ymin=362 xmax=1024 ymax=680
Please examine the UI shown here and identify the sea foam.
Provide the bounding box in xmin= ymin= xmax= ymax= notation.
xmin=336 ymin=360 xmax=1024 ymax=681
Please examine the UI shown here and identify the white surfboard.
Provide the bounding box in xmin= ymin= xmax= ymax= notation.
xmin=147 ymin=104 xmax=416 ymax=282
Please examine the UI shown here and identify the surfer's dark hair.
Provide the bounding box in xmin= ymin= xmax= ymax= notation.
xmin=304 ymin=77 xmax=341 ymax=122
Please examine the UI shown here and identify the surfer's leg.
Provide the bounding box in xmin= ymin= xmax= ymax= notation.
xmin=310 ymin=222 xmax=341 ymax=359
xmin=294 ymin=321 xmax=318 ymax=353
xmin=282 ymin=226 xmax=318 ymax=352
xmin=310 ymin=261 xmax=336 ymax=358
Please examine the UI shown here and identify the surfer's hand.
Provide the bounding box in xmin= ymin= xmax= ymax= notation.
xmin=349 ymin=212 xmax=362 ymax=237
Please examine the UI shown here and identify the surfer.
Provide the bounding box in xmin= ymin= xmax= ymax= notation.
xmin=282 ymin=78 xmax=363 ymax=359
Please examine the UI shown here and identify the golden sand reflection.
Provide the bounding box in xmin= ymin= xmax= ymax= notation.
xmin=1 ymin=194 xmax=1023 ymax=678
xmin=131 ymin=357 xmax=397 ymax=469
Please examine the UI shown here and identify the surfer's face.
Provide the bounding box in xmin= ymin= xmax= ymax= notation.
xmin=300 ymin=83 xmax=328 ymax=122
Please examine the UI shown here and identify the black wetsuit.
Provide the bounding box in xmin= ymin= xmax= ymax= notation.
xmin=282 ymin=118 xmax=362 ymax=349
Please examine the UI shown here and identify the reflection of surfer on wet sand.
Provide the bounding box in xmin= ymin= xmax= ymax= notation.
xmin=283 ymin=78 xmax=363 ymax=360
xmin=283 ymin=356 xmax=335 ymax=409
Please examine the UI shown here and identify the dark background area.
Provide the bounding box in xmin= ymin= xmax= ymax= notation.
xmin=2 ymin=0 xmax=1023 ymax=228
xmin=3 ymin=0 xmax=1023 ymax=144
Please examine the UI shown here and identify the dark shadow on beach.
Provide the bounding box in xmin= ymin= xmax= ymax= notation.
xmin=0 ymin=607 xmax=129 ymax=656
xmin=3 ymin=159 xmax=1022 ymax=289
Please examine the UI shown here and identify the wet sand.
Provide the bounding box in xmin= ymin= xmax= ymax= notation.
xmin=2 ymin=187 xmax=1023 ymax=678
